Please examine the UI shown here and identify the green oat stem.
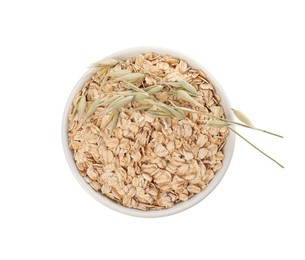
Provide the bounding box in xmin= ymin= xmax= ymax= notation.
xmin=225 ymin=119 xmax=283 ymax=138
xmin=169 ymin=101 xmax=201 ymax=114
xmin=229 ymin=126 xmax=284 ymax=168
xmin=198 ymin=111 xmax=283 ymax=138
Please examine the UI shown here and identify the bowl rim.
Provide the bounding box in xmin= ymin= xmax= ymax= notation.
xmin=62 ymin=46 xmax=235 ymax=218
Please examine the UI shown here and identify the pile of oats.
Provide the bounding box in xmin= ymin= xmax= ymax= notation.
xmin=68 ymin=53 xmax=228 ymax=210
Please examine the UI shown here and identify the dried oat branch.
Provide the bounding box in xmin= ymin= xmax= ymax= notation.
xmin=225 ymin=119 xmax=283 ymax=138
xmin=86 ymin=59 xmax=284 ymax=166
xmin=229 ymin=126 xmax=284 ymax=168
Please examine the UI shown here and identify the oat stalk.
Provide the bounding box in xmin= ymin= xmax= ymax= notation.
xmin=229 ymin=127 xmax=284 ymax=168
xmin=188 ymin=109 xmax=283 ymax=138
xmin=224 ymin=119 xmax=283 ymax=138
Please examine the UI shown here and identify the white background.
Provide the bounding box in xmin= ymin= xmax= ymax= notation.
xmin=0 ymin=0 xmax=304 ymax=259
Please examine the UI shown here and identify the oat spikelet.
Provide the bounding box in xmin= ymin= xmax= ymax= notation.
xmin=165 ymin=82 xmax=181 ymax=87
xmin=85 ymin=99 xmax=102 ymax=119
xmin=109 ymin=69 xmax=131 ymax=77
xmin=91 ymin=58 xmax=118 ymax=68
xmin=77 ymin=95 xmax=86 ymax=118
xmin=165 ymin=106 xmax=185 ymax=119
xmin=101 ymin=96 xmax=134 ymax=115
xmin=145 ymin=85 xmax=164 ymax=95
xmin=179 ymin=81 xmax=199 ymax=96
xmin=103 ymin=95 xmax=122 ymax=104
xmin=113 ymin=73 xmax=144 ymax=84
xmin=176 ymin=90 xmax=204 ymax=108
xmin=232 ymin=109 xmax=254 ymax=127
xmin=165 ymin=81 xmax=199 ymax=96
xmin=134 ymin=104 xmax=152 ymax=111
xmin=110 ymin=110 xmax=119 ymax=133
xmin=115 ymin=90 xmax=134 ymax=96
xmin=134 ymin=93 xmax=149 ymax=101
xmin=124 ymin=81 xmax=148 ymax=94
xmin=102 ymin=111 xmax=115 ymax=129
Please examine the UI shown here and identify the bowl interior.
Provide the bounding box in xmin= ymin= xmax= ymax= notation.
xmin=62 ymin=47 xmax=235 ymax=218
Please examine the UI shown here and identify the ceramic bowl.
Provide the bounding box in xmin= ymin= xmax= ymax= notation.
xmin=62 ymin=47 xmax=235 ymax=217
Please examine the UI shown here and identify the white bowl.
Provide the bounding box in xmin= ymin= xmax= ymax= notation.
xmin=62 ymin=47 xmax=235 ymax=218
